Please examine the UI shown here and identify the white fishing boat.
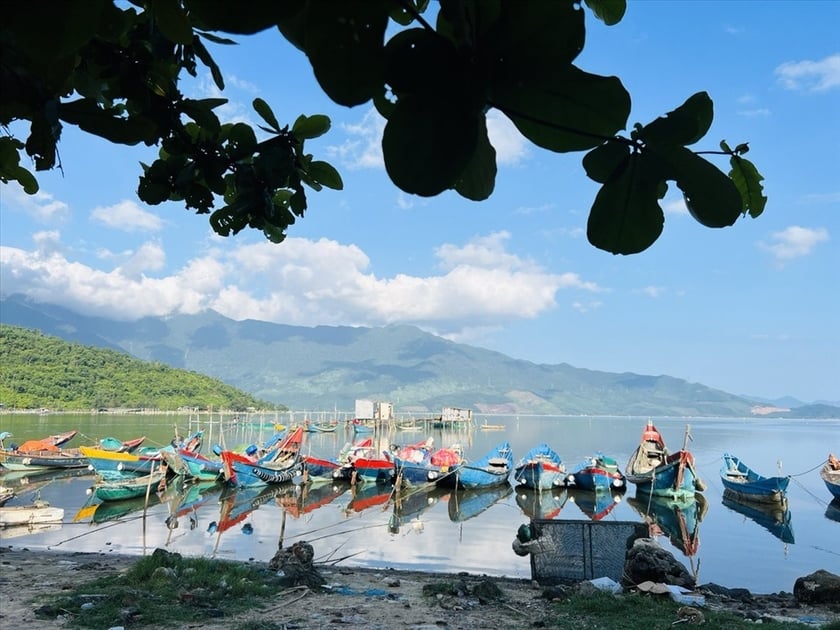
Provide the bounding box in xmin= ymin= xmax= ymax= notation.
xmin=0 ymin=500 xmax=64 ymax=527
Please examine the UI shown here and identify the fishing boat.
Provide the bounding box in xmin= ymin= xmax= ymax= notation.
xmin=93 ymin=469 xmax=166 ymax=502
xmin=449 ymin=483 xmax=513 ymax=522
xmin=0 ymin=499 xmax=64 ymax=527
xmin=350 ymin=418 xmax=374 ymax=434
xmin=98 ymin=435 xmax=147 ymax=453
xmin=624 ymin=421 xmax=704 ymax=500
xmin=0 ymin=486 xmax=15 ymax=506
xmin=220 ymin=426 xmax=304 ymax=488
xmin=392 ymin=442 xmax=462 ymax=486
xmin=515 ymin=486 xmax=569 ymax=520
xmin=160 ymin=448 xmax=223 ymax=482
xmin=435 ymin=442 xmax=513 ymax=489
xmin=514 ymin=443 xmax=566 ymax=491
xmin=720 ymin=453 xmax=790 ymax=504
xmin=721 ymin=493 xmax=795 ymax=544
xmin=820 ymin=453 xmax=840 ymax=500
xmin=566 ymin=452 xmax=625 ymax=491
xmin=627 ymin=491 xmax=707 ymax=557
xmin=81 ymin=430 xmax=204 ymax=477
xmin=0 ymin=430 xmax=88 ymax=471
xmin=302 ymin=438 xmax=372 ymax=480
xmin=303 ymin=419 xmax=339 ymax=433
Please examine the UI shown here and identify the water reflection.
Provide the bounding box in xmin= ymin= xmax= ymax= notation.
xmin=515 ymin=486 xmax=570 ymax=520
xmin=449 ymin=483 xmax=513 ymax=522
xmin=568 ymin=487 xmax=625 ymax=521
xmin=824 ymin=499 xmax=840 ymax=524
xmin=627 ymin=491 xmax=707 ymax=556
xmin=721 ymin=494 xmax=795 ymax=544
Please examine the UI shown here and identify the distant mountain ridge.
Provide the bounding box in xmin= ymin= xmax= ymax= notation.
xmin=1 ymin=294 xmax=837 ymax=418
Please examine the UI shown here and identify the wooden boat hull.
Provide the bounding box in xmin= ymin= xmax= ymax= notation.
xmin=626 ymin=451 xmax=699 ymax=499
xmin=719 ymin=453 xmax=790 ymax=504
xmin=821 ymin=465 xmax=840 ymax=500
xmin=93 ymin=471 xmax=165 ymax=502
xmin=0 ymin=449 xmax=88 ymax=471
xmin=514 ymin=444 xmax=565 ymax=491
xmin=0 ymin=502 xmax=64 ymax=527
xmin=569 ymin=454 xmax=625 ymax=492
xmin=437 ymin=442 xmax=513 ymax=490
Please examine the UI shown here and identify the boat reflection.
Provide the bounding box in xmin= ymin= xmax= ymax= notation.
xmin=721 ymin=493 xmax=795 ymax=544
xmin=449 ymin=483 xmax=513 ymax=522
xmin=568 ymin=487 xmax=625 ymax=521
xmin=344 ymin=482 xmax=393 ymax=515
xmin=211 ymin=484 xmax=289 ymax=539
xmin=275 ymin=480 xmax=351 ymax=518
xmin=627 ymin=491 xmax=707 ymax=556
xmin=826 ymin=499 xmax=840 ymax=524
xmin=515 ymin=486 xmax=570 ymax=520
xmin=389 ymin=483 xmax=450 ymax=533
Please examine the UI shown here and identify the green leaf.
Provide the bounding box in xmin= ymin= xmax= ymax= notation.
xmin=730 ymin=155 xmax=767 ymax=219
xmin=639 ymin=92 xmax=714 ymax=147
xmin=454 ymin=115 xmax=497 ymax=201
xmin=583 ymin=140 xmax=631 ymax=183
xmin=306 ymin=161 xmax=343 ymax=190
xmin=180 ymin=99 xmax=222 ymax=133
xmin=185 ymin=0 xmax=301 ymax=34
xmin=253 ymin=98 xmax=281 ymax=133
xmin=384 ymin=29 xmax=462 ymax=97
xmin=382 ymin=95 xmax=479 ymax=197
xmin=150 ymin=0 xmax=194 ymax=45
xmin=666 ymin=147 xmax=743 ymax=228
xmin=59 ymin=100 xmax=158 ymax=145
xmin=587 ymin=153 xmax=665 ymax=255
xmin=297 ymin=0 xmax=389 ymax=106
xmin=13 ymin=166 xmax=40 ymax=194
xmin=292 ymin=114 xmax=331 ymax=140
xmin=491 ymin=65 xmax=631 ymax=153
xmin=584 ymin=0 xmax=627 ymax=25
xmin=192 ymin=38 xmax=226 ymax=90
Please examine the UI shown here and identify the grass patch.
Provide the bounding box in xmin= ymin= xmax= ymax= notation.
xmin=548 ymin=590 xmax=832 ymax=629
xmin=36 ymin=549 xmax=285 ymax=628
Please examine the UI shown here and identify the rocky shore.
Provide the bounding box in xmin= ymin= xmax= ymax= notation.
xmin=1 ymin=546 xmax=838 ymax=629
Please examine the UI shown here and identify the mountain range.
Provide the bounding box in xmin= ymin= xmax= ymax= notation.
xmin=1 ymin=294 xmax=837 ymax=418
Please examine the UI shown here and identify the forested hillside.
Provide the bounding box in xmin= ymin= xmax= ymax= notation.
xmin=0 ymin=325 xmax=274 ymax=411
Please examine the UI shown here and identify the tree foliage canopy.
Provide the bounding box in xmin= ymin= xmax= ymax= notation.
xmin=0 ymin=0 xmax=766 ymax=254
xmin=0 ymin=325 xmax=275 ymax=411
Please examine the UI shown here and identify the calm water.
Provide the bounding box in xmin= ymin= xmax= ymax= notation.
xmin=1 ymin=413 xmax=838 ymax=594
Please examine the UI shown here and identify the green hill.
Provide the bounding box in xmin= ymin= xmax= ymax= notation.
xmin=0 ymin=325 xmax=275 ymax=411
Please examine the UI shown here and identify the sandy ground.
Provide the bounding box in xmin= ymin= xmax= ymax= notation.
xmin=1 ymin=546 xmax=839 ymax=629
xmin=0 ymin=546 xmax=556 ymax=629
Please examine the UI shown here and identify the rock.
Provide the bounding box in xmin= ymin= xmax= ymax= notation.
xmin=622 ymin=538 xmax=695 ymax=589
xmin=793 ymin=570 xmax=840 ymax=605
xmin=699 ymin=582 xmax=753 ymax=601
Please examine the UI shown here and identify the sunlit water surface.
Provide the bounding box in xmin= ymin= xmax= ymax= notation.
xmin=1 ymin=414 xmax=837 ymax=594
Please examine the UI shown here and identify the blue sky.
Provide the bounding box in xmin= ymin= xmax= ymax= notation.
xmin=1 ymin=2 xmax=838 ymax=404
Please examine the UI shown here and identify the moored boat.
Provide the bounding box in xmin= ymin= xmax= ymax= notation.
xmin=0 ymin=486 xmax=15 ymax=506
xmin=820 ymin=453 xmax=840 ymax=500
xmin=435 ymin=442 xmax=513 ymax=489
xmin=99 ymin=436 xmax=147 ymax=453
xmin=514 ymin=443 xmax=566 ymax=491
xmin=93 ymin=470 xmax=166 ymax=502
xmin=392 ymin=442 xmax=462 ymax=486
xmin=0 ymin=499 xmax=64 ymax=527
xmin=567 ymin=452 xmax=624 ymax=491
xmin=625 ymin=421 xmax=704 ymax=500
xmin=220 ymin=427 xmax=304 ymax=488
xmin=720 ymin=453 xmax=790 ymax=504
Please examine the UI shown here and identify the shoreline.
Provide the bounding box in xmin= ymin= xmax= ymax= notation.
xmin=1 ymin=546 xmax=839 ymax=629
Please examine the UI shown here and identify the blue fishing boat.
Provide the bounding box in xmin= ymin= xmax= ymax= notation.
xmin=513 ymin=443 xmax=566 ymax=491
xmin=220 ymin=427 xmax=304 ymax=488
xmin=436 ymin=442 xmax=513 ymax=489
xmin=567 ymin=452 xmax=625 ymax=491
xmin=391 ymin=440 xmax=460 ymax=486
xmin=624 ymin=421 xmax=704 ymax=500
xmin=821 ymin=454 xmax=840 ymax=500
xmin=720 ymin=453 xmax=790 ymax=504
xmin=721 ymin=493 xmax=795 ymax=544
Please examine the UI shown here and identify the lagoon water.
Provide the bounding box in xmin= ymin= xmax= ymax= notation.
xmin=1 ymin=413 xmax=838 ymax=594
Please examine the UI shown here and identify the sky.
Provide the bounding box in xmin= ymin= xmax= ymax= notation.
xmin=1 ymin=2 xmax=838 ymax=404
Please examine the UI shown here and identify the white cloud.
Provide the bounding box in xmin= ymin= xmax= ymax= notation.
xmin=663 ymin=198 xmax=689 ymax=216
xmin=638 ymin=286 xmax=665 ymax=298
xmin=759 ymin=225 xmax=829 ymax=262
xmin=0 ymin=232 xmax=602 ymax=339
xmin=737 ymin=108 xmax=771 ymax=117
xmin=775 ymin=53 xmax=840 ymax=92
xmin=486 ymin=110 xmax=529 ymax=165
xmin=3 ymin=185 xmax=70 ymax=223
xmin=571 ymin=300 xmax=603 ymax=314
xmin=89 ymin=200 xmax=164 ymax=232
